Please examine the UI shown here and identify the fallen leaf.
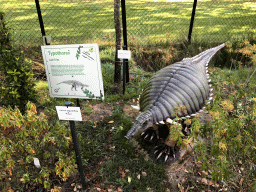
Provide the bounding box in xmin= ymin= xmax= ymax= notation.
xmin=121 ymin=171 xmax=126 ymax=178
xmin=142 ymin=171 xmax=147 ymax=176
xmin=108 ymin=120 xmax=114 ymax=124
xmin=201 ymin=178 xmax=208 ymax=185
xmin=240 ymin=178 xmax=244 ymax=186
xmin=128 ymin=176 xmax=132 ymax=183
xmin=177 ymin=183 xmax=184 ymax=191
xmin=125 ymin=169 xmax=130 ymax=173
xmin=137 ymin=174 xmax=141 ymax=179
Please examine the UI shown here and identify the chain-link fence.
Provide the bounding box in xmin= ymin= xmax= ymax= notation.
xmin=1 ymin=0 xmax=255 ymax=47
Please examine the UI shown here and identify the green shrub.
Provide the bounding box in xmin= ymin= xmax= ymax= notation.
xmin=0 ymin=102 xmax=76 ymax=191
xmin=0 ymin=11 xmax=36 ymax=114
xmin=196 ymin=66 xmax=256 ymax=189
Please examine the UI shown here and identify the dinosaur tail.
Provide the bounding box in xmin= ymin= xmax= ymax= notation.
xmin=191 ymin=43 xmax=225 ymax=67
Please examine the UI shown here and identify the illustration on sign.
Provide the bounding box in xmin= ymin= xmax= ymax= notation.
xmin=41 ymin=44 xmax=104 ymax=100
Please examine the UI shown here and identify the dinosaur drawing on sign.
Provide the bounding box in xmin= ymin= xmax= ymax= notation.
xmin=57 ymin=80 xmax=89 ymax=91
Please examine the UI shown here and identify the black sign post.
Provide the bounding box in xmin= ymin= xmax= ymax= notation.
xmin=35 ymin=0 xmax=50 ymax=45
xmin=188 ymin=0 xmax=198 ymax=43
xmin=121 ymin=0 xmax=129 ymax=94
xmin=65 ymin=101 xmax=88 ymax=191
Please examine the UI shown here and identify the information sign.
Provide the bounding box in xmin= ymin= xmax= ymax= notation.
xmin=56 ymin=106 xmax=82 ymax=121
xmin=41 ymin=44 xmax=104 ymax=100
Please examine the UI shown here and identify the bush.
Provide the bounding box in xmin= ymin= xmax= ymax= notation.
xmin=196 ymin=66 xmax=256 ymax=189
xmin=0 ymin=102 xmax=76 ymax=191
xmin=0 ymin=11 xmax=36 ymax=114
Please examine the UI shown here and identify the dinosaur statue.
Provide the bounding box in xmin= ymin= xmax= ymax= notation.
xmin=57 ymin=80 xmax=89 ymax=91
xmin=125 ymin=43 xmax=225 ymax=162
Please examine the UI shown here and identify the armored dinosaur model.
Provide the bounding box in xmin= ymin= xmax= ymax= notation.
xmin=57 ymin=80 xmax=89 ymax=91
xmin=125 ymin=44 xmax=225 ymax=162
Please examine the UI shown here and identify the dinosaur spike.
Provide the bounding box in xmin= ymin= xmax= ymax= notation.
xmin=150 ymin=135 xmax=154 ymax=141
xmin=144 ymin=134 xmax=149 ymax=139
xmin=209 ymin=84 xmax=212 ymax=87
xmin=208 ymin=97 xmax=213 ymax=100
xmin=185 ymin=115 xmax=190 ymax=118
xmin=166 ymin=118 xmax=174 ymax=124
xmin=159 ymin=121 xmax=165 ymax=124
xmin=208 ymin=79 xmax=211 ymax=82
xmin=199 ymin=109 xmax=204 ymax=113
xmin=141 ymin=132 xmax=145 ymax=136
xmin=209 ymin=93 xmax=213 ymax=97
xmin=210 ymin=88 xmax=213 ymax=92
xmin=157 ymin=151 xmax=163 ymax=160
xmin=190 ymin=113 xmax=196 ymax=117
xmin=181 ymin=117 xmax=186 ymax=120
xmin=165 ymin=155 xmax=169 ymax=162
xmin=172 ymin=148 xmax=176 ymax=158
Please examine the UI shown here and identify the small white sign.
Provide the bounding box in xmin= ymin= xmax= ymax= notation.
xmin=118 ymin=50 xmax=131 ymax=59
xmin=56 ymin=106 xmax=82 ymax=121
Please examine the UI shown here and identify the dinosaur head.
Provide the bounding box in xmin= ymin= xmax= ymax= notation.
xmin=125 ymin=111 xmax=153 ymax=139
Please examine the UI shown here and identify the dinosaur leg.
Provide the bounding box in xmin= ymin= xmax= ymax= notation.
xmin=72 ymin=83 xmax=77 ymax=91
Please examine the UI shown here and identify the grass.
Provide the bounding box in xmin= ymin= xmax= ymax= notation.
xmin=2 ymin=0 xmax=255 ymax=47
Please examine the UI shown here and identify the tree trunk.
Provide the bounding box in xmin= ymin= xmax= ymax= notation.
xmin=113 ymin=0 xmax=122 ymax=93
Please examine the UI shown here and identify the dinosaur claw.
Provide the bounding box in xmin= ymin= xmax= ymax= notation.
xmin=157 ymin=151 xmax=163 ymax=160
xmin=165 ymin=155 xmax=168 ymax=162
xmin=144 ymin=134 xmax=149 ymax=139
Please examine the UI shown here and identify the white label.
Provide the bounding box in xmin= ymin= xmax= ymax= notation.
xmin=41 ymin=44 xmax=104 ymax=100
xmin=56 ymin=106 xmax=82 ymax=121
xmin=118 ymin=50 xmax=131 ymax=59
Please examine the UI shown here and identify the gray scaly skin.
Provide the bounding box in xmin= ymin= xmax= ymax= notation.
xmin=57 ymin=80 xmax=89 ymax=91
xmin=125 ymin=44 xmax=225 ymax=161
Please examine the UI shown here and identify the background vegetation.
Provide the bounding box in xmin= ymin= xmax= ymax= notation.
xmin=1 ymin=0 xmax=256 ymax=191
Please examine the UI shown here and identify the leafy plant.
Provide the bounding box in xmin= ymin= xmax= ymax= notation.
xmin=0 ymin=12 xmax=36 ymax=114
xmin=0 ymin=102 xmax=76 ymax=191
xmin=195 ymin=65 xmax=256 ymax=189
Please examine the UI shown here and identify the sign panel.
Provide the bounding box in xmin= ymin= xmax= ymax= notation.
xmin=56 ymin=106 xmax=82 ymax=121
xmin=118 ymin=50 xmax=131 ymax=59
xmin=41 ymin=44 xmax=104 ymax=100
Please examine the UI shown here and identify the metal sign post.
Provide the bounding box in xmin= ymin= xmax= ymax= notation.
xmin=65 ymin=101 xmax=88 ymax=191
xmin=188 ymin=0 xmax=198 ymax=43
xmin=121 ymin=0 xmax=129 ymax=94
xmin=35 ymin=0 xmax=51 ymax=45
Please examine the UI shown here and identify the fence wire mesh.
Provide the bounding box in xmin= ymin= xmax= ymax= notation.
xmin=1 ymin=0 xmax=255 ymax=47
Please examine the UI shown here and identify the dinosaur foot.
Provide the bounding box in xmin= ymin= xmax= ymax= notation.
xmin=141 ymin=128 xmax=159 ymax=141
xmin=153 ymin=142 xmax=181 ymax=163
xmin=139 ymin=121 xmax=193 ymax=164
